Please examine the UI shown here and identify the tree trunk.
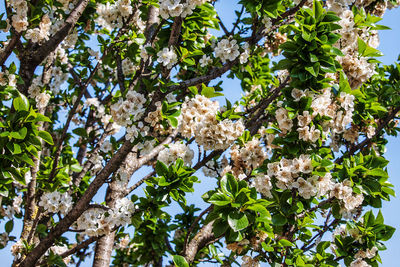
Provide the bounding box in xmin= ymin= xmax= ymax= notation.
xmin=92 ymin=185 xmax=121 ymax=267
xmin=92 ymin=230 xmax=116 ymax=267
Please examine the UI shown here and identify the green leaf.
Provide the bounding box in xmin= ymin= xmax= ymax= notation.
xmin=339 ymin=71 xmax=351 ymax=93
xmin=201 ymin=84 xmax=223 ymax=98
xmin=5 ymin=220 xmax=13 ymax=233
xmin=72 ymin=128 xmax=87 ymax=137
xmin=208 ymin=192 xmax=232 ymax=206
xmin=366 ymin=169 xmax=388 ymax=178
xmin=305 ymin=65 xmax=317 ymax=77
xmin=38 ymin=131 xmax=54 ymax=145
xmin=225 ymin=173 xmax=238 ymax=196
xmin=172 ymin=255 xmax=189 ymax=267
xmin=35 ymin=114 xmax=52 ymax=123
xmin=376 ymin=210 xmax=384 ymax=225
xmin=363 ymin=46 xmax=383 ymax=57
xmin=274 ymin=58 xmax=292 ymax=70
xmin=313 ymin=0 xmax=324 ymax=21
xmin=272 ymin=214 xmax=287 ymax=226
xmin=70 ymin=163 xmax=83 ymax=173
xmin=323 ymin=13 xmax=341 ymax=22
xmin=247 ymin=204 xmax=271 ymax=221
xmin=228 ymin=211 xmax=249 ymax=232
xmin=6 ymin=143 xmax=21 ymax=154
xmin=13 ymin=94 xmax=29 ymax=111
xmin=155 ymin=161 xmax=169 ymax=176
xmin=358 ymin=37 xmax=367 ymax=56
xmin=278 ymin=238 xmax=294 ymax=247
xmin=167 ymin=116 xmax=178 ymax=128
xmin=213 ymin=218 xmax=230 ymax=237
xmin=9 ymin=62 xmax=17 ymax=74
xmin=317 ymin=241 xmax=331 ymax=254
xmin=10 ymin=127 xmax=27 ymax=140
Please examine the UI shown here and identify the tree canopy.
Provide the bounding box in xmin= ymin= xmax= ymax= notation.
xmin=0 ymin=0 xmax=399 ymax=266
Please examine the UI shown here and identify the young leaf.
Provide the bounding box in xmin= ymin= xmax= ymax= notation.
xmin=228 ymin=211 xmax=249 ymax=232
xmin=172 ymin=255 xmax=189 ymax=267
xmin=38 ymin=131 xmax=54 ymax=145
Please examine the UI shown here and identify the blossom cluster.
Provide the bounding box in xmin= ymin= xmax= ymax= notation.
xmin=231 ymin=139 xmax=267 ymax=175
xmin=38 ymin=191 xmax=73 ymax=215
xmin=180 ymin=95 xmax=244 ymax=150
xmin=159 ymin=0 xmax=210 ymax=19
xmin=214 ymin=38 xmax=240 ymax=63
xmin=157 ymin=47 xmax=178 ymax=69
xmin=266 ymin=155 xmax=318 ymax=197
xmin=202 ymin=157 xmax=228 ymax=178
xmin=332 ymin=225 xmax=378 ymax=267
xmin=111 ymin=152 xmax=137 ymax=193
xmin=1 ymin=195 xmax=23 ymax=219
xmin=157 ymin=142 xmax=194 ymax=166
xmin=328 ymin=0 xmax=379 ymax=88
xmin=241 ymin=255 xmax=260 ymax=267
xmin=110 ymin=90 xmax=147 ymax=127
xmin=255 ymin=153 xmax=364 ymax=215
xmin=330 ymin=180 xmax=364 ymax=215
xmin=199 ymin=54 xmax=212 ymax=67
xmin=75 ymin=198 xmax=135 ymax=237
xmin=275 ymin=107 xmax=294 ymax=134
xmin=25 ymin=15 xmax=51 ymax=43
xmin=277 ymin=88 xmax=357 ymax=150
xmin=122 ymin=58 xmax=139 ymax=76
xmin=96 ymin=0 xmax=134 ymax=31
xmin=9 ymin=0 xmax=28 ymax=32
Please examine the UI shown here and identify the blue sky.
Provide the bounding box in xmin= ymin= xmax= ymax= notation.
xmin=1 ymin=2 xmax=400 ymax=266
xmin=372 ymin=8 xmax=400 ymax=267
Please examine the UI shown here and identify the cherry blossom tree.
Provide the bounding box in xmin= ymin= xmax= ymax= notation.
xmin=0 ymin=0 xmax=399 ymax=266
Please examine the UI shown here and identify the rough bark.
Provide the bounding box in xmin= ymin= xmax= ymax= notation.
xmin=183 ymin=222 xmax=216 ymax=264
xmin=17 ymin=140 xmax=134 ymax=267
xmin=92 ymin=230 xmax=117 ymax=267
xmin=92 ymin=182 xmax=127 ymax=266
xmin=92 ymin=131 xmax=177 ymax=266
xmin=18 ymin=0 xmax=90 ymax=93
xmin=91 ymin=7 xmax=163 ymax=265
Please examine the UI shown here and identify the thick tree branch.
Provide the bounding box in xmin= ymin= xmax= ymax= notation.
xmin=168 ymin=16 xmax=183 ymax=47
xmin=183 ymin=221 xmax=217 ymax=264
xmin=18 ymin=140 xmax=134 ymax=267
xmin=0 ymin=33 xmax=21 ymax=66
xmin=32 ymin=0 xmax=89 ymax=65
xmin=145 ymin=6 xmax=161 ymax=42
xmin=18 ymin=0 xmax=90 ymax=92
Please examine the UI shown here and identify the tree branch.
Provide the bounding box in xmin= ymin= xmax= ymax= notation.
xmin=183 ymin=221 xmax=217 ymax=264
xmin=336 ymin=105 xmax=400 ymax=164
xmin=18 ymin=0 xmax=90 ymax=92
xmin=116 ymin=55 xmax=126 ymax=93
xmin=18 ymin=140 xmax=134 ymax=267
xmin=125 ymin=170 xmax=155 ymax=195
xmin=168 ymin=58 xmax=239 ymax=91
xmin=230 ymin=6 xmax=245 ymax=35
xmin=168 ymin=16 xmax=183 ymax=47
xmin=182 ymin=205 xmax=213 ymax=255
xmin=217 ymin=15 xmax=230 ymax=36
